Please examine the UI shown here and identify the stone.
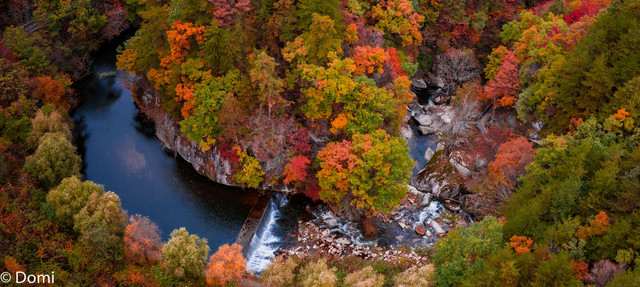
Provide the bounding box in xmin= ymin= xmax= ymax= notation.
xmin=400 ymin=125 xmax=413 ymax=140
xmin=421 ymin=192 xmax=431 ymax=206
xmin=431 ymin=221 xmax=445 ymax=235
xmin=412 ymin=78 xmax=427 ymax=89
xmin=415 ymin=224 xmax=426 ymax=236
xmin=426 ymin=230 xmax=432 ymax=237
xmin=398 ymin=222 xmax=408 ymax=230
xmin=326 ymin=237 xmax=334 ymax=243
xmin=449 ymin=158 xmax=471 ymax=178
xmin=419 ymin=126 xmax=436 ymax=135
xmin=407 ymin=185 xmax=422 ymax=197
xmin=436 ymin=142 xmax=445 ymax=152
xmin=322 ymin=213 xmax=339 ymax=229
xmin=424 ymin=147 xmax=435 ymax=162
xmin=414 ymin=114 xmax=434 ymax=126
xmin=335 ymin=238 xmax=351 ymax=245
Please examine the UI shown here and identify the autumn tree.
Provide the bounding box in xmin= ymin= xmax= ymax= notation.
xmin=482 ymin=50 xmax=520 ymax=108
xmin=351 ymin=46 xmax=387 ymax=75
xmin=28 ymin=109 xmax=71 ymax=148
xmin=295 ymin=0 xmax=342 ymax=30
xmin=0 ymin=59 xmax=29 ymax=106
xmin=299 ymin=259 xmax=338 ymax=287
xmin=487 ymin=137 xmax=535 ymax=187
xmin=32 ymin=75 xmax=70 ymax=111
xmin=102 ymin=2 xmax=129 ymax=40
xmin=161 ymin=227 xmax=210 ymax=281
xmin=317 ymin=130 xmax=413 ymax=215
xmin=205 ymin=243 xmax=246 ymax=286
xmin=372 ymin=0 xmax=425 ymax=47
xmin=23 ymin=132 xmax=82 ymax=189
xmin=250 ymin=51 xmax=286 ymax=117
xmin=209 ymin=0 xmax=251 ymax=28
xmin=46 ymin=176 xmax=105 ymax=228
xmin=433 ymin=49 xmax=481 ymax=97
xmin=344 ymin=266 xmax=384 ymax=287
xmin=283 ymin=155 xmax=311 ymax=186
xmin=74 ymin=191 xmax=128 ymax=260
xmin=234 ymin=147 xmax=265 ymax=188
xmin=124 ymin=214 xmax=162 ymax=265
xmin=284 ymin=13 xmax=342 ymax=65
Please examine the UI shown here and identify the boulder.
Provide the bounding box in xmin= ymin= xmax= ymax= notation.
xmin=431 ymin=221 xmax=445 ymax=235
xmin=412 ymin=78 xmax=428 ymax=89
xmin=400 ymin=125 xmax=413 ymax=140
xmin=424 ymin=147 xmax=435 ymax=162
xmin=414 ymin=114 xmax=434 ymax=126
xmin=415 ymin=225 xmax=426 ymax=236
xmin=419 ymin=126 xmax=436 ymax=135
xmin=421 ymin=192 xmax=431 ymax=206
xmin=322 ymin=213 xmax=339 ymax=229
xmin=436 ymin=142 xmax=445 ymax=152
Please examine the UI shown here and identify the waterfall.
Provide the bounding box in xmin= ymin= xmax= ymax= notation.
xmin=245 ymin=193 xmax=289 ymax=275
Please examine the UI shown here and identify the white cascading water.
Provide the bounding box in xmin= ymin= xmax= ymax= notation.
xmin=245 ymin=193 xmax=289 ymax=274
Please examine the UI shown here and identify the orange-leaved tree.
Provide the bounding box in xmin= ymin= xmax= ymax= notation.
xmin=205 ymin=243 xmax=246 ymax=286
xmin=124 ymin=214 xmax=162 ymax=265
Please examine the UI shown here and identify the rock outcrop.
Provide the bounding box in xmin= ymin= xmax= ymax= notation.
xmin=134 ymin=89 xmax=290 ymax=192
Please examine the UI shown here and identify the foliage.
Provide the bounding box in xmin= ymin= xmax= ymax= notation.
xmin=372 ymin=0 xmax=425 ymax=47
xmin=260 ymin=256 xmax=298 ymax=286
xmin=28 ymin=109 xmax=71 ymax=148
xmin=283 ymin=155 xmax=311 ymax=185
xmin=46 ymin=176 xmax=104 ymax=228
xmin=23 ymin=132 xmax=82 ymax=189
xmin=0 ymin=59 xmax=29 ymax=106
xmin=205 ymin=243 xmax=246 ymax=286
xmin=234 ymin=147 xmax=265 ymax=188
xmin=124 ymin=214 xmax=162 ymax=265
xmin=32 ymin=75 xmax=70 ymax=111
xmin=317 ymin=130 xmax=412 ymax=215
xmin=432 ymin=216 xmax=504 ymax=286
xmin=393 ymin=264 xmax=435 ymax=287
xmin=487 ymin=137 xmax=535 ymax=187
xmin=161 ymin=227 xmax=210 ymax=281
xmin=344 ymin=266 xmax=385 ymax=287
xmin=73 ymin=191 xmax=127 ymax=261
xmin=299 ymin=259 xmax=338 ymax=287
xmin=482 ymin=50 xmax=519 ymax=107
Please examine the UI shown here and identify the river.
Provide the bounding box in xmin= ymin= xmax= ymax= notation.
xmin=72 ymin=37 xmax=438 ymax=275
xmin=73 ymin=38 xmax=265 ymax=253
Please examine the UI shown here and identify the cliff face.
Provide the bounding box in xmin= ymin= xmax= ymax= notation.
xmin=134 ymin=89 xmax=290 ymax=192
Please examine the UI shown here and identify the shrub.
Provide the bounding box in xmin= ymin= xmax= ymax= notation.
xmin=394 ymin=265 xmax=435 ymax=287
xmin=205 ymin=243 xmax=246 ymax=286
xmin=344 ymin=266 xmax=384 ymax=287
xmin=23 ymin=132 xmax=81 ymax=189
xmin=260 ymin=256 xmax=298 ymax=287
xmin=46 ymin=176 xmax=104 ymax=228
xmin=299 ymin=259 xmax=338 ymax=287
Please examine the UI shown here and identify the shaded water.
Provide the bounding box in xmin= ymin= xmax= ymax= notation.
xmin=72 ymin=38 xmax=259 ymax=249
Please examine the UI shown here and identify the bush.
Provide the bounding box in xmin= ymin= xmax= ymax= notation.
xmin=161 ymin=227 xmax=210 ymax=281
xmin=299 ymin=259 xmax=338 ymax=287
xmin=394 ymin=265 xmax=435 ymax=287
xmin=205 ymin=243 xmax=246 ymax=286
xmin=260 ymin=256 xmax=298 ymax=287
xmin=23 ymin=132 xmax=81 ymax=189
xmin=344 ymin=266 xmax=384 ymax=287
xmin=46 ymin=176 xmax=104 ymax=228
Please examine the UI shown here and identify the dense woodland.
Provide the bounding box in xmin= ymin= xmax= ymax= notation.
xmin=1 ymin=0 xmax=640 ymax=286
